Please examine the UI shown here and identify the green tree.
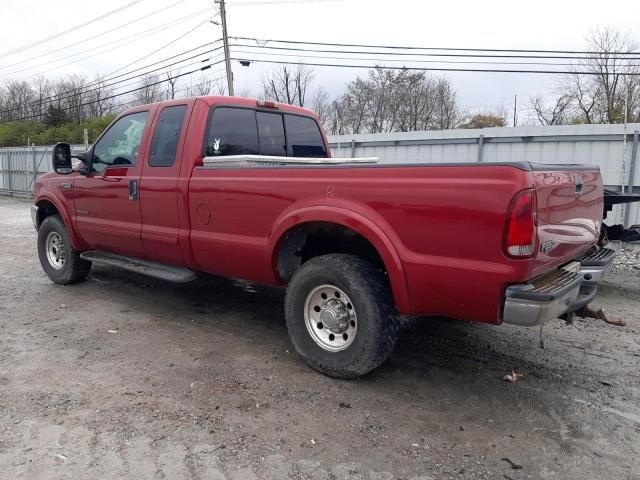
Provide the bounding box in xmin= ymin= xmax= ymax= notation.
xmin=43 ymin=105 xmax=67 ymax=127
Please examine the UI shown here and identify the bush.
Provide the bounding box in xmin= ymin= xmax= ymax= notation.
xmin=0 ymin=114 xmax=116 ymax=147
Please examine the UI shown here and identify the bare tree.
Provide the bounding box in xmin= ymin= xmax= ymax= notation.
xmin=87 ymin=75 xmax=114 ymax=117
xmin=165 ymin=68 xmax=180 ymax=100
xmin=311 ymin=86 xmax=331 ymax=128
xmin=530 ymin=27 xmax=640 ymax=125
xmin=31 ymin=76 xmax=51 ymax=120
xmin=530 ymin=95 xmax=572 ymax=125
xmin=2 ymin=79 xmax=34 ymax=120
xmin=64 ymin=74 xmax=88 ymax=123
xmin=195 ymin=75 xmax=214 ymax=96
xmin=329 ymin=68 xmax=462 ymax=134
xmin=133 ymin=74 xmax=163 ymax=105
xmin=262 ymin=64 xmax=314 ymax=107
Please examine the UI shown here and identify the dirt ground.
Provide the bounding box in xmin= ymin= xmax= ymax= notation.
xmin=1 ymin=196 xmax=639 ymax=480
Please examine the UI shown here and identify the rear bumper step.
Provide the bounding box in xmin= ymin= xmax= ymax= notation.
xmin=578 ymin=246 xmax=615 ymax=266
xmin=503 ymin=247 xmax=615 ymax=327
xmin=578 ymin=247 xmax=615 ymax=283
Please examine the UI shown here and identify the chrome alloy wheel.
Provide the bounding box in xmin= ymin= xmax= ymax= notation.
xmin=45 ymin=231 xmax=66 ymax=270
xmin=304 ymin=284 xmax=357 ymax=352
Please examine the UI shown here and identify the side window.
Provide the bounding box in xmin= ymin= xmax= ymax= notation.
xmin=257 ymin=112 xmax=286 ymax=156
xmin=92 ymin=111 xmax=149 ymax=173
xmin=205 ymin=107 xmax=259 ymax=156
xmin=149 ymin=105 xmax=187 ymax=167
xmin=284 ymin=114 xmax=327 ymax=158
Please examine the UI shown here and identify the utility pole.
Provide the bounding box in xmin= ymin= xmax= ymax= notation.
xmin=215 ymin=0 xmax=234 ymax=96
xmin=513 ymin=94 xmax=518 ymax=127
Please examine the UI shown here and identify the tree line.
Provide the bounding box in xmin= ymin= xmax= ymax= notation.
xmin=0 ymin=71 xmax=231 ymax=146
xmin=259 ymin=27 xmax=640 ymax=132
xmin=0 ymin=27 xmax=638 ymax=147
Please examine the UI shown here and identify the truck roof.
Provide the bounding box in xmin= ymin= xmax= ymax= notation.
xmin=122 ymin=95 xmax=320 ymax=120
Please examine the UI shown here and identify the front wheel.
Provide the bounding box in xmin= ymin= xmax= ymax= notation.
xmin=284 ymin=254 xmax=400 ymax=379
xmin=37 ymin=215 xmax=91 ymax=284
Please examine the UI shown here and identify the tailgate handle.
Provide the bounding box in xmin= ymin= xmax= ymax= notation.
xmin=575 ymin=176 xmax=584 ymax=196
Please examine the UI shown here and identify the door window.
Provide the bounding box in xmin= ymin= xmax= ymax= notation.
xmin=257 ymin=111 xmax=286 ymax=156
xmin=205 ymin=107 xmax=259 ymax=156
xmin=284 ymin=114 xmax=327 ymax=157
xmin=149 ymin=105 xmax=187 ymax=167
xmin=92 ymin=111 xmax=149 ymax=173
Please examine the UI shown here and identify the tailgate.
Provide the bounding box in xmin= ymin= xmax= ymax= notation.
xmin=531 ymin=165 xmax=603 ymax=276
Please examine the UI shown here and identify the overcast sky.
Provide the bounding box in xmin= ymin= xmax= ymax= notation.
xmin=0 ymin=0 xmax=637 ymax=122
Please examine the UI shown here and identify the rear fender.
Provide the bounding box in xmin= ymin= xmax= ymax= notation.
xmin=267 ymin=203 xmax=412 ymax=314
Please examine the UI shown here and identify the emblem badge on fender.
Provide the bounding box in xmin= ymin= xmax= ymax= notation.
xmin=540 ymin=239 xmax=556 ymax=254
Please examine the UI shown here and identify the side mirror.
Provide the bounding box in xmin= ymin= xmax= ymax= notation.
xmin=52 ymin=143 xmax=72 ymax=175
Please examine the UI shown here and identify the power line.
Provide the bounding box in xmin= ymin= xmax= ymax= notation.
xmin=87 ymin=42 xmax=221 ymax=93
xmin=106 ymin=71 xmax=228 ymax=113
xmin=1 ymin=60 xmax=225 ymax=124
xmin=44 ymin=54 xmax=223 ymax=110
xmin=0 ymin=0 xmax=187 ymax=71
xmin=229 ymin=41 xmax=640 ymax=62
xmin=0 ymin=42 xmax=223 ymax=117
xmin=101 ymin=17 xmax=212 ymax=79
xmin=3 ymin=11 xmax=210 ymax=78
xmin=231 ymin=47 xmax=640 ymax=68
xmin=232 ymin=36 xmax=640 ymax=57
xmin=0 ymin=48 xmax=224 ymax=117
xmin=0 ymin=0 xmax=146 ymax=60
xmin=232 ymin=57 xmax=640 ymax=76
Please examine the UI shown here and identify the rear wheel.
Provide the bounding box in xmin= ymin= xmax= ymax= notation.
xmin=285 ymin=254 xmax=399 ymax=379
xmin=37 ymin=215 xmax=91 ymax=284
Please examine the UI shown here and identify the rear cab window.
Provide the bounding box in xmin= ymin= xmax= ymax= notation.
xmin=149 ymin=105 xmax=187 ymax=167
xmin=205 ymin=108 xmax=259 ymax=156
xmin=284 ymin=114 xmax=327 ymax=157
xmin=204 ymin=106 xmax=327 ymax=159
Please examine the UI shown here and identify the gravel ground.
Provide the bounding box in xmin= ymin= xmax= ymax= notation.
xmin=1 ymin=196 xmax=639 ymax=480
xmin=611 ymin=245 xmax=640 ymax=272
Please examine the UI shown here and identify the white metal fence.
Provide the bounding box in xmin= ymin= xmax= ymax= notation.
xmin=0 ymin=144 xmax=84 ymax=198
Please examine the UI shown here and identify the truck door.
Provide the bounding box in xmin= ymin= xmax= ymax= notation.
xmin=73 ymin=110 xmax=151 ymax=259
xmin=139 ymin=103 xmax=192 ymax=266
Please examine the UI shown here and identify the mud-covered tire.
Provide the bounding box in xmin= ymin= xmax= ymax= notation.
xmin=37 ymin=215 xmax=91 ymax=285
xmin=285 ymin=254 xmax=400 ymax=379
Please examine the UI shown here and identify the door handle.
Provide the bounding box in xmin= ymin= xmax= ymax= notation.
xmin=575 ymin=175 xmax=584 ymax=196
xmin=129 ymin=180 xmax=138 ymax=201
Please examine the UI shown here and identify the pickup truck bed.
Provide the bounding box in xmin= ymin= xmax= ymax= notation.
xmin=31 ymin=95 xmax=614 ymax=378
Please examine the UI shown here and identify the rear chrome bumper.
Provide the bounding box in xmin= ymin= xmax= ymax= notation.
xmin=503 ymin=247 xmax=615 ymax=326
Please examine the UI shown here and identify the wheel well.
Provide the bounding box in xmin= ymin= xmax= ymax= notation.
xmin=275 ymin=222 xmax=388 ymax=284
xmin=36 ymin=200 xmax=59 ymax=227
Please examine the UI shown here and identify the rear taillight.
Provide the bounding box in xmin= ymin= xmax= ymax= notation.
xmin=504 ymin=188 xmax=537 ymax=258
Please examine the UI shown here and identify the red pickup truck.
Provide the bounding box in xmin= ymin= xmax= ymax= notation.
xmin=32 ymin=96 xmax=614 ymax=378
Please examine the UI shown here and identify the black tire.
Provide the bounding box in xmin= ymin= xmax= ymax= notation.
xmin=37 ymin=215 xmax=91 ymax=285
xmin=285 ymin=254 xmax=399 ymax=379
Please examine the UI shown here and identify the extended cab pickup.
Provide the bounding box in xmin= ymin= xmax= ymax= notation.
xmin=32 ymin=96 xmax=615 ymax=378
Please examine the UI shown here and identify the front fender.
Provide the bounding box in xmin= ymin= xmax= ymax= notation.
xmin=34 ymin=193 xmax=87 ymax=251
xmin=267 ymin=203 xmax=413 ymax=314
